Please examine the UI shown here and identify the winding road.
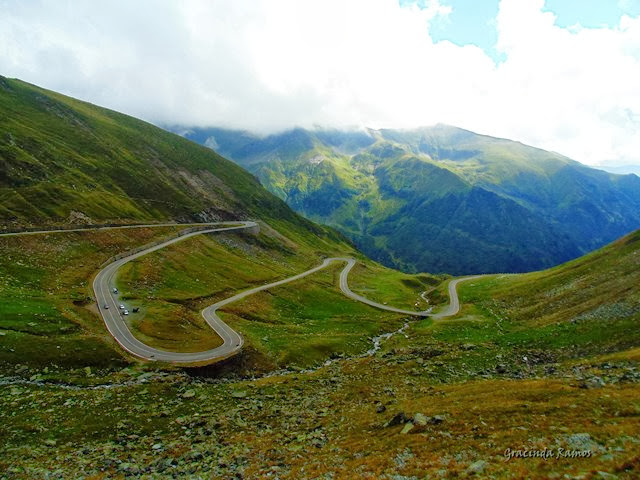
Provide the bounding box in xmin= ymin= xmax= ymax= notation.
xmin=337 ymin=260 xmax=482 ymax=319
xmin=92 ymin=221 xmax=258 ymax=365
xmin=431 ymin=275 xmax=485 ymax=318
xmin=5 ymin=221 xmax=481 ymax=366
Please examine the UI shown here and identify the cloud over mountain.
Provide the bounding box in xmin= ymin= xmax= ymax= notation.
xmin=2 ymin=0 xmax=640 ymax=166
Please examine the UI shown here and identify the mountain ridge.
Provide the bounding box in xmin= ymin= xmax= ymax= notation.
xmin=175 ymin=124 xmax=640 ymax=274
xmin=2 ymin=78 xmax=640 ymax=479
xmin=0 ymin=76 xmax=341 ymax=248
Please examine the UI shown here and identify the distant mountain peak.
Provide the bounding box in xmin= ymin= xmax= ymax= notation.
xmin=175 ymin=124 xmax=640 ymax=274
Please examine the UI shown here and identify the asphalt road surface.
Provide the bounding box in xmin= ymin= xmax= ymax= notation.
xmin=92 ymin=221 xmax=258 ymax=365
xmin=430 ymin=275 xmax=485 ymax=318
xmin=4 ymin=222 xmax=481 ymax=365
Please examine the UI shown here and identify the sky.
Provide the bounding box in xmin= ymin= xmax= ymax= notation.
xmin=1 ymin=0 xmax=640 ymax=167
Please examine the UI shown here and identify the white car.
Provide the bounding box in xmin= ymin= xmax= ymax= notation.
xmin=123 ymin=310 xmax=129 ymax=315
xmin=113 ymin=288 xmax=118 ymax=294
xmin=119 ymin=304 xmax=125 ymax=309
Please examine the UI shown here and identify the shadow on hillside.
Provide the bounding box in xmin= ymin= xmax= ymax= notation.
xmin=185 ymin=346 xmax=277 ymax=380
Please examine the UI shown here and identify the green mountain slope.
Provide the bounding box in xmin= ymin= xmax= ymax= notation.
xmin=0 ymin=76 xmax=442 ymax=373
xmin=0 ymin=76 xmax=334 ymax=246
xmin=3 ymin=224 xmax=639 ymax=478
xmin=177 ymin=125 xmax=640 ymax=274
xmin=1 ymin=76 xmax=638 ymax=476
xmin=459 ymin=227 xmax=640 ymax=357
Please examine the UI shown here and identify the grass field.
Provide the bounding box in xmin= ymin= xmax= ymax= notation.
xmin=113 ymin=228 xmax=434 ymax=368
xmin=0 ymin=226 xmax=191 ymax=372
xmin=347 ymin=261 xmax=447 ymax=311
xmin=2 ymin=351 xmax=638 ymax=478
xmin=219 ymin=263 xmax=407 ymax=368
xmin=0 ymin=222 xmax=435 ymax=374
xmin=1 ymin=224 xmax=638 ymax=478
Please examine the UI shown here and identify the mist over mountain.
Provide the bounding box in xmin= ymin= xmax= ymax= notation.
xmin=175 ymin=124 xmax=640 ymax=274
xmin=596 ymin=164 xmax=640 ymax=176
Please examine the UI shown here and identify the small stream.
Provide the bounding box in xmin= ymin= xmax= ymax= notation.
xmin=259 ymin=319 xmax=414 ymax=379
xmin=364 ymin=321 xmax=410 ymax=357
xmin=0 ymin=319 xmax=416 ymax=390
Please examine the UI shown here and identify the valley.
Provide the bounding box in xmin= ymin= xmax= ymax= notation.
xmin=4 ymin=221 xmax=474 ymax=366
xmin=177 ymin=126 xmax=640 ymax=275
xmin=2 ymin=225 xmax=639 ymax=478
xmin=1 ymin=77 xmax=638 ymax=479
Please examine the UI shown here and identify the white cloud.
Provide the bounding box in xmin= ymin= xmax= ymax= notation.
xmin=0 ymin=0 xmax=639 ymax=166
xmin=488 ymin=0 xmax=640 ymax=165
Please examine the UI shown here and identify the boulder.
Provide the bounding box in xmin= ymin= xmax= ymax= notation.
xmin=385 ymin=412 xmax=409 ymax=427
xmin=467 ymin=460 xmax=487 ymax=475
xmin=429 ymin=414 xmax=445 ymax=425
xmin=400 ymin=423 xmax=414 ymax=434
xmin=413 ymin=413 xmax=428 ymax=426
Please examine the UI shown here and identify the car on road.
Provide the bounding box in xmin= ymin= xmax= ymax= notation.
xmin=103 ymin=304 xmax=109 ymax=309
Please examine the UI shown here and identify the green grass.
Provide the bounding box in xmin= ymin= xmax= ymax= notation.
xmin=114 ymin=229 xmax=417 ymax=367
xmin=2 ymin=76 xmax=639 ymax=476
xmin=0 ymin=75 xmax=347 ymax=255
xmin=0 ymin=226 xmax=193 ymax=372
xmin=2 ymin=351 xmax=638 ymax=479
xmin=1 ymin=228 xmax=639 ymax=479
xmin=370 ymin=229 xmax=640 ymax=383
xmin=220 ymin=264 xmax=406 ymax=368
xmin=0 ymin=216 xmax=432 ymax=374
xmin=347 ymin=261 xmax=446 ymax=311
xmin=459 ymin=229 xmax=640 ymax=332
xmin=114 ymin=229 xmax=324 ymax=353
xmin=0 ymin=74 xmax=361 ymax=368
xmin=127 ymin=302 xmax=224 ymax=353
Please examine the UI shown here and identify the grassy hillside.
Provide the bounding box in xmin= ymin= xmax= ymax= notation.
xmin=1 ymin=76 xmax=638 ymax=478
xmin=0 ymin=226 xmax=185 ymax=371
xmin=177 ymin=125 xmax=640 ymax=274
xmin=3 ymin=226 xmax=638 ymax=477
xmin=456 ymin=228 xmax=640 ymax=360
xmin=0 ymin=222 xmax=438 ymax=374
xmin=0 ymin=76 xmax=334 ymax=245
xmin=113 ymin=227 xmax=440 ymax=370
xmin=0 ymin=76 xmax=441 ymax=374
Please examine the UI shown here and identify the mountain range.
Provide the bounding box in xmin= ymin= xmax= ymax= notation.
xmin=176 ymin=125 xmax=640 ymax=274
xmin=2 ymin=76 xmax=640 ymax=478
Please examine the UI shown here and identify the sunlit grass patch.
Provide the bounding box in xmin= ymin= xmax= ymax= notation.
xmin=347 ymin=261 xmax=445 ymax=311
xmin=220 ymin=265 xmax=406 ymax=368
xmin=0 ymin=226 xmax=185 ymax=370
